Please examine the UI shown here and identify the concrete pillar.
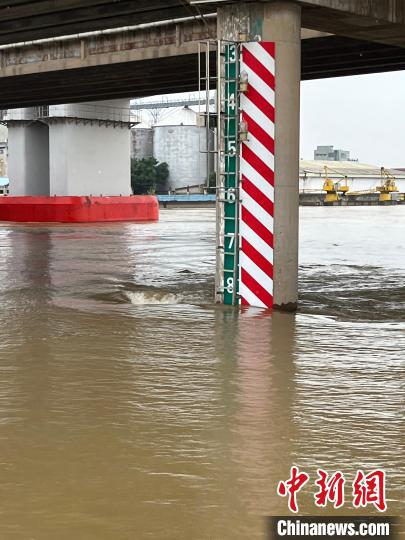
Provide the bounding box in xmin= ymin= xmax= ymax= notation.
xmin=8 ymin=120 xmax=50 ymax=196
xmin=49 ymin=99 xmax=131 ymax=196
xmin=263 ymin=2 xmax=301 ymax=311
xmin=218 ymin=1 xmax=301 ymax=310
xmin=6 ymin=99 xmax=131 ymax=197
xmin=48 ymin=122 xmax=131 ymax=196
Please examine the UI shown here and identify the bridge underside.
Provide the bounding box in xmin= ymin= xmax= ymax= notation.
xmin=1 ymin=36 xmax=405 ymax=109
xmin=0 ymin=1 xmax=213 ymax=45
xmin=1 ymin=1 xmax=405 ymax=47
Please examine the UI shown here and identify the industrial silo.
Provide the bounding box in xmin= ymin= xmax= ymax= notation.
xmin=153 ymin=107 xmax=214 ymax=192
xmin=131 ymin=125 xmax=153 ymax=160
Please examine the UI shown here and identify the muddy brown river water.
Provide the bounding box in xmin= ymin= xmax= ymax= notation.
xmin=0 ymin=206 xmax=403 ymax=539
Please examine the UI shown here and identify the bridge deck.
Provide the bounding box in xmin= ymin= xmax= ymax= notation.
xmin=1 ymin=37 xmax=405 ymax=109
xmin=1 ymin=1 xmax=405 ymax=108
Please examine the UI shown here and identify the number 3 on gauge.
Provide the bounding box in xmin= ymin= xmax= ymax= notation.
xmin=229 ymin=45 xmax=236 ymax=63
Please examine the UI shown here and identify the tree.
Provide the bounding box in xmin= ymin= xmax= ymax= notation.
xmin=131 ymin=157 xmax=169 ymax=194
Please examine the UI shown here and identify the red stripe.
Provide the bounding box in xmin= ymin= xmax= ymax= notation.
xmin=242 ymin=144 xmax=274 ymax=186
xmin=260 ymin=41 xmax=275 ymax=59
xmin=242 ymin=111 xmax=274 ymax=154
xmin=244 ymin=86 xmax=275 ymax=123
xmin=242 ymin=237 xmax=273 ymax=279
xmin=241 ymin=268 xmax=273 ymax=308
xmin=241 ymin=206 xmax=274 ymax=248
xmin=242 ymin=47 xmax=275 ymax=91
xmin=242 ymin=175 xmax=274 ymax=216
xmin=240 ymin=42 xmax=275 ymax=311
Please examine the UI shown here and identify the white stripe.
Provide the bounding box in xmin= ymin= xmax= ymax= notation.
xmin=240 ymin=252 xmax=274 ymax=293
xmin=243 ymin=131 xmax=274 ymax=171
xmin=241 ymin=94 xmax=274 ymax=139
xmin=239 ymin=282 xmax=267 ymax=308
xmin=239 ymin=306 xmax=269 ymax=316
xmin=244 ymin=42 xmax=275 ymax=76
xmin=241 ymin=157 xmax=274 ymax=202
xmin=241 ymin=63 xmax=275 ymax=107
xmin=239 ymin=42 xmax=275 ymax=310
xmin=241 ymin=189 xmax=274 ymax=234
xmin=240 ymin=220 xmax=274 ymax=264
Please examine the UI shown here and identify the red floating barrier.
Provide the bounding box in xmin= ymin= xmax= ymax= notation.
xmin=0 ymin=195 xmax=159 ymax=223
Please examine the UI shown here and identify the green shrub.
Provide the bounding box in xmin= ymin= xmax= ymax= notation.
xmin=131 ymin=157 xmax=169 ymax=194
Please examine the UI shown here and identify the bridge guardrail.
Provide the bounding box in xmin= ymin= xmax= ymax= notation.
xmin=0 ymin=104 xmax=140 ymax=124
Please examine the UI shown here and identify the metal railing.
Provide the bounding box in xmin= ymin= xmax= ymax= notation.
xmin=1 ymin=104 xmax=140 ymax=124
xmin=131 ymin=96 xmax=216 ymax=111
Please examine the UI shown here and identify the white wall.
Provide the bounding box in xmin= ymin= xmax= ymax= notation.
xmin=8 ymin=123 xmax=50 ymax=196
xmin=49 ymin=122 xmax=131 ymax=196
xmin=6 ymin=99 xmax=131 ymax=197
xmin=0 ymin=125 xmax=7 ymax=142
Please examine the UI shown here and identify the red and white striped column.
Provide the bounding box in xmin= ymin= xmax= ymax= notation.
xmin=240 ymin=42 xmax=276 ymax=309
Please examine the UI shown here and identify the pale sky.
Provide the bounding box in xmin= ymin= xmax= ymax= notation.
xmin=301 ymin=70 xmax=405 ymax=167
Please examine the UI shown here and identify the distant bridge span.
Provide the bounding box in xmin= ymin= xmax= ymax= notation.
xmin=0 ymin=26 xmax=405 ymax=108
xmin=1 ymin=1 xmax=405 ymax=47
xmin=1 ymin=1 xmax=405 ymax=107
xmin=0 ymin=0 xmax=405 ymax=109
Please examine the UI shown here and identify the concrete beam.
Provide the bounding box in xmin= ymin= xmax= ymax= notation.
xmin=0 ymin=1 xmax=213 ymax=45
xmin=299 ymin=0 xmax=405 ymax=46
xmin=1 ymin=38 xmax=405 ymax=109
xmin=2 ymin=0 xmax=405 ymax=48
xmin=0 ymin=18 xmax=216 ymax=79
xmin=1 ymin=12 xmax=405 ymax=109
xmin=188 ymin=0 xmax=405 ymax=47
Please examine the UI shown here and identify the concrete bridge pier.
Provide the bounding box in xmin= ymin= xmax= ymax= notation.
xmin=2 ymin=99 xmax=158 ymax=223
xmin=218 ymin=1 xmax=301 ymax=311
xmin=8 ymin=112 xmax=50 ymax=196
xmin=47 ymin=100 xmax=131 ymax=197
xmin=8 ymin=99 xmax=131 ymax=197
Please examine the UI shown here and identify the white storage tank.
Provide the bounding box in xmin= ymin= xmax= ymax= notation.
xmin=131 ymin=125 xmax=153 ymax=160
xmin=153 ymin=107 xmax=214 ymax=191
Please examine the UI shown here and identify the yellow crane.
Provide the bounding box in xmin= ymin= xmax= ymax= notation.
xmin=376 ymin=167 xmax=399 ymax=203
xmin=322 ymin=166 xmax=349 ymax=204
